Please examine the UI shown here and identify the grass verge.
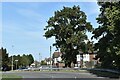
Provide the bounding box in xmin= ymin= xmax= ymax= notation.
xmin=2 ymin=74 xmax=22 ymax=80
xmin=24 ymin=69 xmax=89 ymax=73
xmin=88 ymin=70 xmax=120 ymax=79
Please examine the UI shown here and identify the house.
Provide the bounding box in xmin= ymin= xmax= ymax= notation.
xmin=52 ymin=52 xmax=65 ymax=68
xmin=30 ymin=61 xmax=40 ymax=68
xmin=30 ymin=63 xmax=35 ymax=68
xmin=52 ymin=51 xmax=98 ymax=68
xmin=76 ymin=51 xmax=97 ymax=68
xmin=44 ymin=57 xmax=52 ymax=66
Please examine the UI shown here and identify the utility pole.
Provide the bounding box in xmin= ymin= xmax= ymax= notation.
xmin=39 ymin=53 xmax=41 ymax=66
xmin=12 ymin=56 xmax=13 ymax=71
xmin=50 ymin=46 xmax=52 ymax=71
xmin=11 ymin=45 xmax=14 ymax=71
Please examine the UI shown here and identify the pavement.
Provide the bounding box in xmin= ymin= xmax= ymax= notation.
xmin=2 ymin=71 xmax=120 ymax=80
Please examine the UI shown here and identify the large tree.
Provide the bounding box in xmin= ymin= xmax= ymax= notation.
xmin=0 ymin=47 xmax=9 ymax=71
xmin=44 ymin=6 xmax=93 ymax=67
xmin=92 ymin=2 xmax=120 ymax=69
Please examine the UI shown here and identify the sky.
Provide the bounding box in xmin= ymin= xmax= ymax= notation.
xmin=1 ymin=2 xmax=100 ymax=61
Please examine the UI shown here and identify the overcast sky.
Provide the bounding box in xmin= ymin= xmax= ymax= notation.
xmin=2 ymin=2 xmax=100 ymax=61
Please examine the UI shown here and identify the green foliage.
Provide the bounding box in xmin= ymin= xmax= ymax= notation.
xmin=1 ymin=48 xmax=9 ymax=65
xmin=28 ymin=54 xmax=34 ymax=65
xmin=20 ymin=54 xmax=30 ymax=66
xmin=85 ymin=61 xmax=94 ymax=68
xmin=92 ymin=2 xmax=120 ymax=69
xmin=15 ymin=54 xmax=34 ymax=68
xmin=0 ymin=47 xmax=9 ymax=70
xmin=0 ymin=47 xmax=34 ymax=70
xmin=2 ymin=74 xmax=22 ymax=80
xmin=41 ymin=60 xmax=47 ymax=65
xmin=7 ymin=53 xmax=34 ymax=70
xmin=44 ymin=6 xmax=93 ymax=67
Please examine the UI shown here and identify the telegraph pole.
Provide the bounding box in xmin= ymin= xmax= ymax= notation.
xmin=50 ymin=46 xmax=52 ymax=71
xmin=12 ymin=56 xmax=13 ymax=71
xmin=39 ymin=53 xmax=41 ymax=66
xmin=11 ymin=45 xmax=14 ymax=71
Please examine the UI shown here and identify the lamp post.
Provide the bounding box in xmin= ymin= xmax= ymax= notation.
xmin=39 ymin=53 xmax=42 ymax=66
xmin=15 ymin=60 xmax=18 ymax=70
xmin=39 ymin=53 xmax=40 ymax=66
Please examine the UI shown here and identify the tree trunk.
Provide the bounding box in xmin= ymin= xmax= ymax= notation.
xmin=68 ymin=62 xmax=71 ymax=68
xmin=65 ymin=63 xmax=67 ymax=68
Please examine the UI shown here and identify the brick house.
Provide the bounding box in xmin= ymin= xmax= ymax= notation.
xmin=52 ymin=51 xmax=98 ymax=68
xmin=52 ymin=52 xmax=65 ymax=68
xmin=76 ymin=51 xmax=97 ymax=68
xmin=44 ymin=57 xmax=53 ymax=66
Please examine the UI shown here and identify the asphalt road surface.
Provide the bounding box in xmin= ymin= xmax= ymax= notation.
xmin=2 ymin=71 xmax=120 ymax=80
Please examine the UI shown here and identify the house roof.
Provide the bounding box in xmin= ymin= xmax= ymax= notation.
xmin=79 ymin=50 xmax=97 ymax=54
xmin=53 ymin=52 xmax=62 ymax=58
xmin=45 ymin=57 xmax=52 ymax=61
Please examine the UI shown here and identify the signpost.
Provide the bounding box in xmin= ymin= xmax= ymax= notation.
xmin=15 ymin=60 xmax=18 ymax=69
xmin=77 ymin=55 xmax=80 ymax=62
xmin=77 ymin=54 xmax=81 ymax=67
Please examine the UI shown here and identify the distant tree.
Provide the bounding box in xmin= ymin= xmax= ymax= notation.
xmin=44 ymin=6 xmax=93 ymax=67
xmin=92 ymin=2 xmax=120 ymax=69
xmin=41 ymin=60 xmax=47 ymax=65
xmin=0 ymin=47 xmax=35 ymax=70
xmin=8 ymin=54 xmax=34 ymax=68
xmin=20 ymin=54 xmax=30 ymax=67
xmin=19 ymin=54 xmax=34 ymax=67
xmin=0 ymin=47 xmax=9 ymax=71
xmin=8 ymin=55 xmax=21 ymax=69
xmin=27 ymin=54 xmax=34 ymax=66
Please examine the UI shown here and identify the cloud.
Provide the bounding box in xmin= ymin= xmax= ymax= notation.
xmin=17 ymin=8 xmax=45 ymax=23
xmin=58 ymin=2 xmax=100 ymax=17
xmin=17 ymin=9 xmax=41 ymax=17
xmin=79 ymin=2 xmax=100 ymax=16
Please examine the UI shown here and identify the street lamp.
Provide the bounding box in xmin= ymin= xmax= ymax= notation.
xmin=15 ymin=60 xmax=18 ymax=70
xmin=39 ymin=53 xmax=42 ymax=67
xmin=39 ymin=53 xmax=41 ymax=66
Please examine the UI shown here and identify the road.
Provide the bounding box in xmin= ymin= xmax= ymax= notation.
xmin=2 ymin=71 xmax=119 ymax=80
